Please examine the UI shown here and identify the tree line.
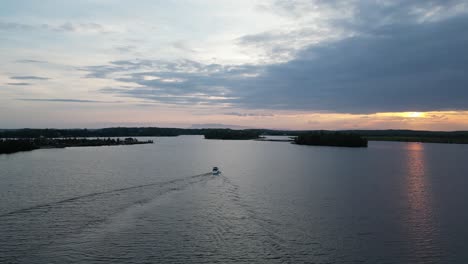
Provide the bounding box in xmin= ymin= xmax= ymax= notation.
xmin=0 ymin=138 xmax=153 ymax=155
xmin=294 ymin=132 xmax=368 ymax=147
xmin=204 ymin=129 xmax=261 ymax=140
xmin=1 ymin=127 xmax=467 ymax=144
xmin=0 ymin=139 xmax=38 ymax=154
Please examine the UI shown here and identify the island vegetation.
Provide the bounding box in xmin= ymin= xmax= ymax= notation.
xmin=294 ymin=132 xmax=368 ymax=147
xmin=349 ymin=130 xmax=468 ymax=144
xmin=0 ymin=139 xmax=38 ymax=154
xmin=0 ymin=137 xmax=153 ymax=155
xmin=203 ymin=129 xmax=261 ymax=140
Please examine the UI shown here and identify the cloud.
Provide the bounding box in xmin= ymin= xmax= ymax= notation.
xmin=172 ymin=40 xmax=197 ymax=53
xmin=237 ymin=26 xmax=346 ymax=63
xmin=79 ymin=1 xmax=468 ymax=114
xmin=53 ymin=22 xmax=113 ymax=34
xmin=0 ymin=21 xmax=113 ymax=34
xmin=262 ymin=0 xmax=468 ymax=24
xmin=235 ymin=14 xmax=468 ymax=113
xmin=244 ymin=0 xmax=468 ymax=63
xmin=224 ymin=112 xmax=274 ymax=117
xmin=0 ymin=21 xmax=35 ymax=31
xmin=100 ymin=86 xmax=236 ymax=106
xmin=115 ymin=45 xmax=137 ymax=53
xmin=7 ymin=82 xmax=31 ymax=86
xmin=86 ymin=59 xmax=258 ymax=106
xmin=11 ymin=76 xmax=49 ymax=80
xmin=16 ymin=98 xmax=120 ymax=103
xmin=15 ymin=59 xmax=47 ymax=64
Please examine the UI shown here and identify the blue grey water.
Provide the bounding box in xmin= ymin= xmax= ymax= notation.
xmin=1 ymin=136 xmax=468 ymax=263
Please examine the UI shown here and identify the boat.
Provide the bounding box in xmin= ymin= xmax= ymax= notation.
xmin=212 ymin=166 xmax=220 ymax=175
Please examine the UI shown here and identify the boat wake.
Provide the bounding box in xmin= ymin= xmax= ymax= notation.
xmin=0 ymin=172 xmax=214 ymax=263
xmin=0 ymin=172 xmax=212 ymax=218
xmin=197 ymin=175 xmax=326 ymax=263
xmin=1 ymin=172 xmax=327 ymax=263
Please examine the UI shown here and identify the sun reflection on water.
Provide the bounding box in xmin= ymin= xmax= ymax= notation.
xmin=404 ymin=142 xmax=441 ymax=262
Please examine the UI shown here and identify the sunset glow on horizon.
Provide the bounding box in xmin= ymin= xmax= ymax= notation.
xmin=404 ymin=112 xmax=425 ymax=118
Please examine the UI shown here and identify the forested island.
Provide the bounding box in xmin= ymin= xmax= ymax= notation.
xmin=204 ymin=129 xmax=261 ymax=140
xmin=0 ymin=138 xmax=153 ymax=154
xmin=294 ymin=132 xmax=368 ymax=147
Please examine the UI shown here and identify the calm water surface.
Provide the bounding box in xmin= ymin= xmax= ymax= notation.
xmin=1 ymin=136 xmax=468 ymax=263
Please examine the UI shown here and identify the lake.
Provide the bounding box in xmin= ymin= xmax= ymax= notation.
xmin=1 ymin=136 xmax=467 ymax=263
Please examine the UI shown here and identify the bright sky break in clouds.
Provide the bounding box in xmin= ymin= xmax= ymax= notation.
xmin=1 ymin=0 xmax=468 ymax=130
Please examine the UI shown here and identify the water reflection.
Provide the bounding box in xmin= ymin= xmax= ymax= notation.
xmin=404 ymin=142 xmax=441 ymax=262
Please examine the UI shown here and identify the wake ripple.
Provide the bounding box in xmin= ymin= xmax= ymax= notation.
xmin=0 ymin=172 xmax=211 ymax=217
xmin=0 ymin=172 xmax=214 ymax=263
xmin=197 ymin=175 xmax=325 ymax=263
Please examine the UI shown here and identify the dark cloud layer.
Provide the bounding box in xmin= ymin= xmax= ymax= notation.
xmin=236 ymin=15 xmax=468 ymax=113
xmin=83 ymin=1 xmax=468 ymax=114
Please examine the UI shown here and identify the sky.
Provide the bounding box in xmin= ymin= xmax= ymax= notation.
xmin=1 ymin=0 xmax=468 ymax=130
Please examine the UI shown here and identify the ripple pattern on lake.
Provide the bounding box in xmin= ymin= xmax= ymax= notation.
xmin=1 ymin=137 xmax=468 ymax=263
xmin=0 ymin=173 xmax=213 ymax=263
xmin=0 ymin=172 xmax=340 ymax=263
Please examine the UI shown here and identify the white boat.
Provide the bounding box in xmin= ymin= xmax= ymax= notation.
xmin=212 ymin=166 xmax=220 ymax=175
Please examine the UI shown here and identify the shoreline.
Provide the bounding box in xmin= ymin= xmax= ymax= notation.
xmin=0 ymin=138 xmax=154 ymax=155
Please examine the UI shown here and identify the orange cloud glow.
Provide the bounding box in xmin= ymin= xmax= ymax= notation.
xmin=203 ymin=110 xmax=468 ymax=131
xmin=3 ymin=100 xmax=468 ymax=130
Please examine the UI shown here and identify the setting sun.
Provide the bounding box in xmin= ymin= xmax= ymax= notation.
xmin=405 ymin=112 xmax=425 ymax=118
